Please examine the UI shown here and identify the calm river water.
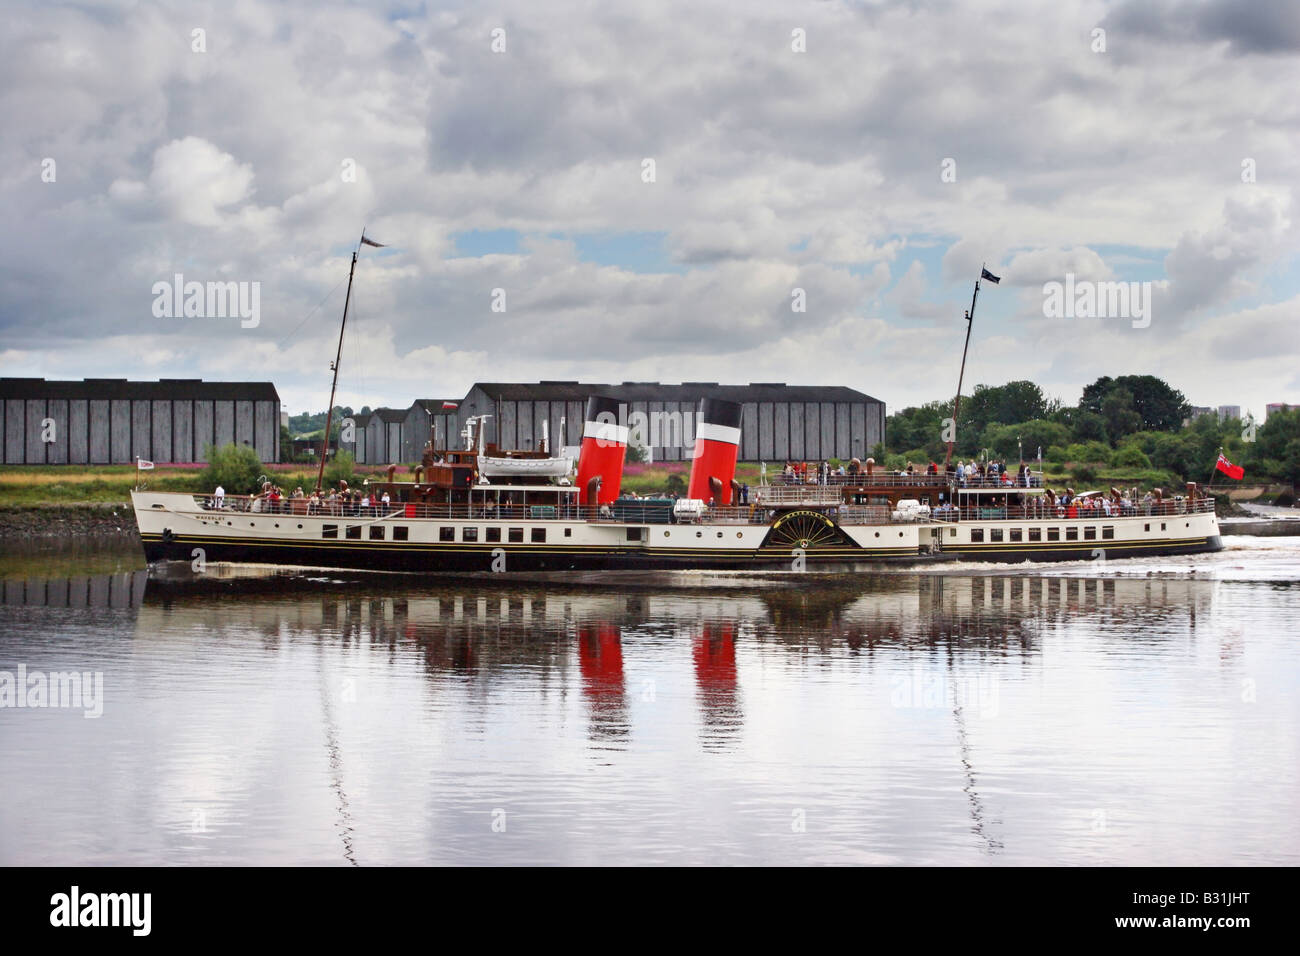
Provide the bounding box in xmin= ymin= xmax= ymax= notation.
xmin=1 ymin=535 xmax=1297 ymax=865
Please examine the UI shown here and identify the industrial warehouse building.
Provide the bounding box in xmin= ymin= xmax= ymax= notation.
xmin=343 ymin=382 xmax=884 ymax=466
xmin=0 ymin=378 xmax=281 ymax=464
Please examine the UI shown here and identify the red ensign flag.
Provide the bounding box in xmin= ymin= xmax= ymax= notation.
xmin=1215 ymin=454 xmax=1244 ymax=480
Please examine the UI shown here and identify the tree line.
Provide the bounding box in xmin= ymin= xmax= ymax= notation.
xmin=882 ymin=375 xmax=1299 ymax=488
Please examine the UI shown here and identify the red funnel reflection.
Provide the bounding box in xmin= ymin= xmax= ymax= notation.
xmin=692 ymin=622 xmax=741 ymax=748
xmin=576 ymin=622 xmax=627 ymax=741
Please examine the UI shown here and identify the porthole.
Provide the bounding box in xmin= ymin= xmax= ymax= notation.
xmin=696 ymin=531 xmax=703 ymax=538
xmin=274 ymin=523 xmax=279 ymax=528
xmin=250 ymin=522 xmax=255 ymax=527
xmin=736 ymin=532 xmax=743 ymax=538
xmin=664 ymin=530 xmax=670 ymax=537
xmin=874 ymin=532 xmax=880 ymax=537
xmin=898 ymin=531 xmax=904 ymax=537
xmin=297 ymin=524 xmax=303 ymax=529
xmin=716 ymin=531 xmax=723 ymax=538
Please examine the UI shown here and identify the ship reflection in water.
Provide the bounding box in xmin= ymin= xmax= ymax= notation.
xmin=1 ymin=547 xmax=1297 ymax=866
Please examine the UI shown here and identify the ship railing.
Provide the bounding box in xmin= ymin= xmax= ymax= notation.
xmin=753 ymin=486 xmax=846 ymax=505
xmin=768 ymin=472 xmax=948 ymax=488
xmin=930 ymin=497 xmax=1215 ymax=522
xmin=953 ymin=473 xmax=1043 ymax=489
xmin=765 ymin=471 xmax=1043 ymax=488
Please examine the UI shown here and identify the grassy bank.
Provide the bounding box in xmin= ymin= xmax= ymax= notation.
xmin=0 ymin=463 xmax=399 ymax=506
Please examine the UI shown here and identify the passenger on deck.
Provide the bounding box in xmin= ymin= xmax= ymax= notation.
xmin=213 ymin=484 xmax=225 ymax=509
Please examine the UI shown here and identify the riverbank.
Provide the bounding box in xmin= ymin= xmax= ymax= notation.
xmin=0 ymin=503 xmax=139 ymax=540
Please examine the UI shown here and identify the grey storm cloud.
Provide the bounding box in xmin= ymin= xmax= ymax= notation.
xmin=1105 ymin=0 xmax=1300 ymax=55
xmin=1 ymin=0 xmax=1297 ymax=417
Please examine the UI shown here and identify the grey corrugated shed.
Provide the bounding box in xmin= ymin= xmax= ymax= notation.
xmin=472 ymin=381 xmax=881 ymax=404
xmin=0 ymin=378 xmax=280 ymax=401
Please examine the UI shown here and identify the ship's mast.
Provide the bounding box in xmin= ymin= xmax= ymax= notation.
xmin=315 ymin=231 xmax=382 ymax=494
xmin=944 ymin=264 xmax=984 ymax=468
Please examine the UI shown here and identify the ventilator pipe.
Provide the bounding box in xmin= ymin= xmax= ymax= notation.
xmin=412 ymin=465 xmax=424 ymax=484
xmin=387 ymin=464 xmax=398 ymax=484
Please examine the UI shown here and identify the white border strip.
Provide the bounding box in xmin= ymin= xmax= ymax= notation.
xmin=583 ymin=421 xmax=629 ymax=444
xmin=696 ymin=422 xmax=741 ymax=446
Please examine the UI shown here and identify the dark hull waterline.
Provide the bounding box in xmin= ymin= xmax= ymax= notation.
xmin=142 ymin=533 xmax=1224 ymax=575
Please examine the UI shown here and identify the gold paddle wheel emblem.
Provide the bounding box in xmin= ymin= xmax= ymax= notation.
xmin=765 ymin=510 xmax=848 ymax=549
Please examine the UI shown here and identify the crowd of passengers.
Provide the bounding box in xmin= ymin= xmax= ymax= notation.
xmin=931 ymin=487 xmax=1191 ymax=519
xmin=205 ymin=480 xmax=393 ymax=516
xmin=777 ymin=458 xmax=1041 ymax=487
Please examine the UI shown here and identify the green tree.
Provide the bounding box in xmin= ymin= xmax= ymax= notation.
xmin=1112 ymin=445 xmax=1152 ymax=469
xmin=1100 ymin=387 xmax=1143 ymax=440
xmin=1071 ymin=410 xmax=1109 ymax=444
xmin=1080 ymin=375 xmax=1188 ymax=432
xmin=198 ymin=443 xmax=264 ymax=494
xmin=325 ymin=449 xmax=355 ymax=488
xmin=965 ymin=380 xmax=1053 ymax=434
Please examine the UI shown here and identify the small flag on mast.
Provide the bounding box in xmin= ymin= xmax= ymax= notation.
xmin=981 ymin=267 xmax=1001 ymax=284
xmin=137 ymin=458 xmax=154 ymax=470
xmin=360 ymin=235 xmax=386 ymax=248
xmin=441 ymin=401 xmax=459 ymax=410
xmin=1215 ymin=453 xmax=1244 ymax=480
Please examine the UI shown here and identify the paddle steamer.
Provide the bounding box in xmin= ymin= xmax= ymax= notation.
xmin=131 ymin=240 xmax=1222 ymax=573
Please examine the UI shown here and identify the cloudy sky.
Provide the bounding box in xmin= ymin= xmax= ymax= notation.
xmin=2 ymin=0 xmax=1297 ymax=418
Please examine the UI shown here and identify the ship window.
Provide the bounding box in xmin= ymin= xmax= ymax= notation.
xmin=1160 ymin=522 xmax=1166 ymax=531
xmin=486 ymin=527 xmax=501 ymax=543
xmin=564 ymin=527 xmax=572 ymax=537
xmin=1009 ymin=528 xmax=1022 ymax=542
xmin=1066 ymin=527 xmax=1079 ymax=541
xmin=369 ymin=526 xmax=384 ymax=540
xmin=949 ymin=528 xmax=956 ymax=537
xmin=322 ymin=524 xmax=338 ymax=539
xmin=1047 ymin=527 xmax=1060 ymax=541
xmin=462 ymin=527 xmax=478 ymax=542
xmin=509 ymin=527 xmax=524 ymax=543
xmin=626 ymin=527 xmax=645 ymax=542
xmin=393 ymin=526 xmax=409 ymax=541
xmin=531 ymin=528 xmax=546 ymax=543
xmin=1102 ymin=526 xmax=1114 ymax=540
xmin=1084 ymin=526 xmax=1096 ymax=540
xmin=1028 ymin=528 xmax=1041 ymax=542
xmin=346 ymin=525 xmax=361 ymax=540
xmin=1144 ymin=523 xmax=1150 ymax=532
xmin=990 ymin=528 xmax=1003 ymax=542
xmin=970 ymin=528 xmax=984 ymax=542
xmin=440 ymin=526 xmax=455 ymax=542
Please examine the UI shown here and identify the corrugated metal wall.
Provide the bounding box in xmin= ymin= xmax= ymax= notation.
xmin=0 ymin=396 xmax=280 ymax=464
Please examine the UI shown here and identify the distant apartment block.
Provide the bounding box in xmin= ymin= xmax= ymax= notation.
xmin=1216 ymin=405 xmax=1241 ymax=422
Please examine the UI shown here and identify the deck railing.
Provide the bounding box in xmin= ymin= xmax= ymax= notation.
xmin=184 ymin=491 xmax=1213 ymax=525
xmin=767 ymin=470 xmax=1043 ymax=488
xmin=929 ymin=497 xmax=1215 ymax=522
